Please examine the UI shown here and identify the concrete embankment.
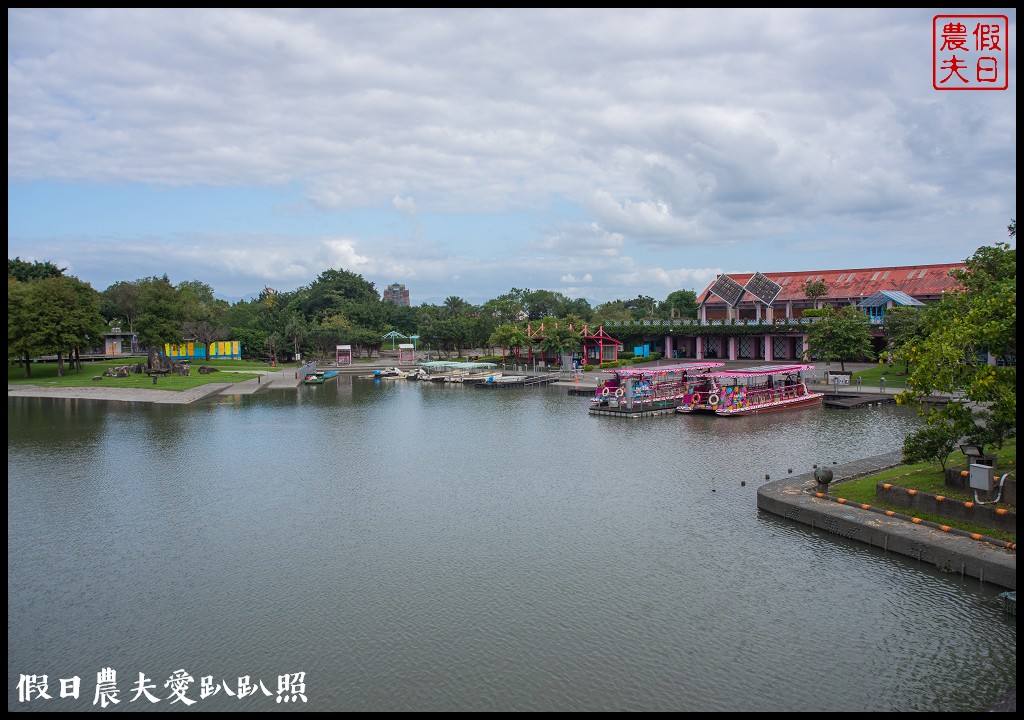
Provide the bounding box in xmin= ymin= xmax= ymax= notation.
xmin=756 ymin=451 xmax=1016 ymax=590
xmin=7 ymin=368 xmax=296 ymax=404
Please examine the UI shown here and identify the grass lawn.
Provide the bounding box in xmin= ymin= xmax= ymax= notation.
xmin=850 ymin=364 xmax=908 ymax=389
xmin=828 ymin=437 xmax=1016 ymax=543
xmin=8 ymin=359 xmax=271 ymax=392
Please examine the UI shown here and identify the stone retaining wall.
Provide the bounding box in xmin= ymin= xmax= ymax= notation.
xmin=944 ymin=467 xmax=1016 ymax=505
xmin=756 ymin=450 xmax=1016 ymax=591
xmin=876 ymin=483 xmax=1016 ymax=534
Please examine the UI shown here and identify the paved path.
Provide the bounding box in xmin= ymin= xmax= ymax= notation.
xmin=7 ymin=368 xmax=299 ymax=404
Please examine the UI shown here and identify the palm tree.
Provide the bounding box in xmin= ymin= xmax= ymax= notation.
xmin=443 ymin=296 xmax=467 ymax=319
xmin=538 ymin=322 xmax=582 ymax=368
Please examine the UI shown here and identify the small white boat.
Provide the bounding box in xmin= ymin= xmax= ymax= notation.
xmin=375 ymin=367 xmax=408 ymax=379
xmin=360 ymin=367 xmax=409 ymax=379
xmin=415 ymin=360 xmax=499 ymax=383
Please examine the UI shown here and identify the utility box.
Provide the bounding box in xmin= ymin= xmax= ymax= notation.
xmin=969 ymin=464 xmax=994 ymax=492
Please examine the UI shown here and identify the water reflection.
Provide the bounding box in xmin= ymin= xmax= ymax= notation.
xmin=7 ymin=385 xmax=1015 ymax=712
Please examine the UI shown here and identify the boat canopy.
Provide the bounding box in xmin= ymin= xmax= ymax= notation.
xmin=704 ymin=363 xmax=815 ymax=379
xmin=602 ymin=361 xmax=725 ymax=377
xmin=418 ymin=360 xmax=497 ymax=369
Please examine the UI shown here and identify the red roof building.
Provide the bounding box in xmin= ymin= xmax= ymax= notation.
xmin=696 ymin=262 xmax=964 ymax=322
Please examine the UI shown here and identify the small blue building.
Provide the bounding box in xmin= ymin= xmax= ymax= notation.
xmin=856 ymin=290 xmax=925 ymax=322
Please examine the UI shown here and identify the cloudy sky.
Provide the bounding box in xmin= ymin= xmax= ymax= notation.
xmin=8 ymin=8 xmax=1017 ymax=306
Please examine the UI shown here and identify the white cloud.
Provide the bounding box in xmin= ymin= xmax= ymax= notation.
xmin=6 ymin=8 xmax=1016 ymax=304
xmin=391 ymin=195 xmax=416 ymax=216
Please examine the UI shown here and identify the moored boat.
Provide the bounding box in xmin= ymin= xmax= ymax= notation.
xmin=676 ymin=363 xmax=823 ymax=416
xmin=304 ymin=370 xmax=339 ymax=385
xmin=375 ymin=367 xmax=408 ymax=379
xmin=358 ymin=366 xmax=409 ymax=380
xmin=414 ymin=360 xmax=499 ymax=383
xmin=591 ymin=361 xmax=725 ymax=409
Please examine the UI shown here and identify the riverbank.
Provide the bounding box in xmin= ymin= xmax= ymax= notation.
xmin=757 ymin=451 xmax=1016 ymax=591
xmin=7 ymin=368 xmax=296 ymax=404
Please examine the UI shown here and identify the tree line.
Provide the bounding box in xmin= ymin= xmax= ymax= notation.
xmin=7 ymin=260 xmax=700 ymax=374
xmin=8 ymin=224 xmax=1016 ymax=464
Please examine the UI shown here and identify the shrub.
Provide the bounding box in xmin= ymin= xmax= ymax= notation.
xmin=902 ymin=404 xmax=976 ymax=472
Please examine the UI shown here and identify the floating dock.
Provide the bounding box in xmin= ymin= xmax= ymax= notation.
xmin=588 ymin=398 xmax=685 ymax=418
xmin=823 ymin=394 xmax=896 ymax=409
xmin=474 ymin=374 xmax=561 ymax=389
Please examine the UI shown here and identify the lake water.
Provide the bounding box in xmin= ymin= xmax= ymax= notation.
xmin=7 ymin=378 xmax=1016 ymax=711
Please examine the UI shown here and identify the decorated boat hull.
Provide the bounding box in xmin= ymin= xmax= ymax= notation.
xmin=676 ymin=363 xmax=824 ymax=416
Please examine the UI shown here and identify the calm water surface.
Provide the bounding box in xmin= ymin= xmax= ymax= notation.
xmin=8 ymin=379 xmax=1016 ymax=711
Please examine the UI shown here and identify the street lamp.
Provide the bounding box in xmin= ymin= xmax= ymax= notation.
xmin=959 ymin=444 xmax=984 ymax=460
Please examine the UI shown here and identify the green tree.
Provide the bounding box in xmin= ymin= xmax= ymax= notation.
xmin=283 ymin=313 xmax=308 ymax=360
xmin=383 ymin=302 xmax=420 ymax=337
xmin=295 ymin=268 xmax=378 ymax=321
xmin=28 ymin=276 xmax=105 ymax=376
xmin=488 ymin=323 xmax=530 ymax=362
xmin=176 ymin=280 xmax=216 ymax=316
xmin=523 ymin=289 xmax=572 ymax=320
xmin=803 ymin=278 xmax=829 ymax=309
xmin=349 ymin=325 xmax=383 ymax=359
xmin=443 ymin=295 xmax=468 ymax=319
xmin=8 ymin=278 xmax=40 ymax=377
xmin=520 ymin=289 xmax=552 ymax=320
xmin=804 ymin=305 xmax=875 ymax=371
xmin=660 ymin=289 xmax=698 ymax=320
xmin=101 ymin=281 xmax=142 ymax=334
xmin=561 ymin=297 xmax=594 ymax=321
xmin=625 ymin=295 xmax=657 ymax=319
xmin=8 ymin=257 xmax=66 ymax=281
xmin=881 ymin=305 xmax=925 ymax=374
xmin=592 ymin=299 xmax=634 ymax=324
xmin=484 ymin=289 xmax=527 ymax=324
xmin=222 ymin=293 xmax=271 ymax=361
xmin=901 ymin=402 xmax=976 ymax=472
xmin=419 ymin=315 xmax=469 ymax=359
xmin=136 ymin=275 xmax=183 ymax=351
xmin=309 ymin=315 xmax=352 ymax=359
xmin=896 ymin=234 xmax=1016 ymax=450
xmin=537 ymin=318 xmax=582 ymax=363
xmin=182 ymin=320 xmax=231 ymax=362
xmin=177 ymin=279 xmax=230 ymax=361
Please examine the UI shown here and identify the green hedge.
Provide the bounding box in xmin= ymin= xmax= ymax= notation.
xmin=597 ymin=352 xmax=664 ymax=370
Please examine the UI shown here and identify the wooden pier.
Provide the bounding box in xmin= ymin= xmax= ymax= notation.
xmin=474 ymin=373 xmax=561 ymax=389
xmin=588 ymin=398 xmax=685 ymax=418
xmin=822 ymin=394 xmax=897 ymax=409
xmin=589 ymin=404 xmax=681 ymax=419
